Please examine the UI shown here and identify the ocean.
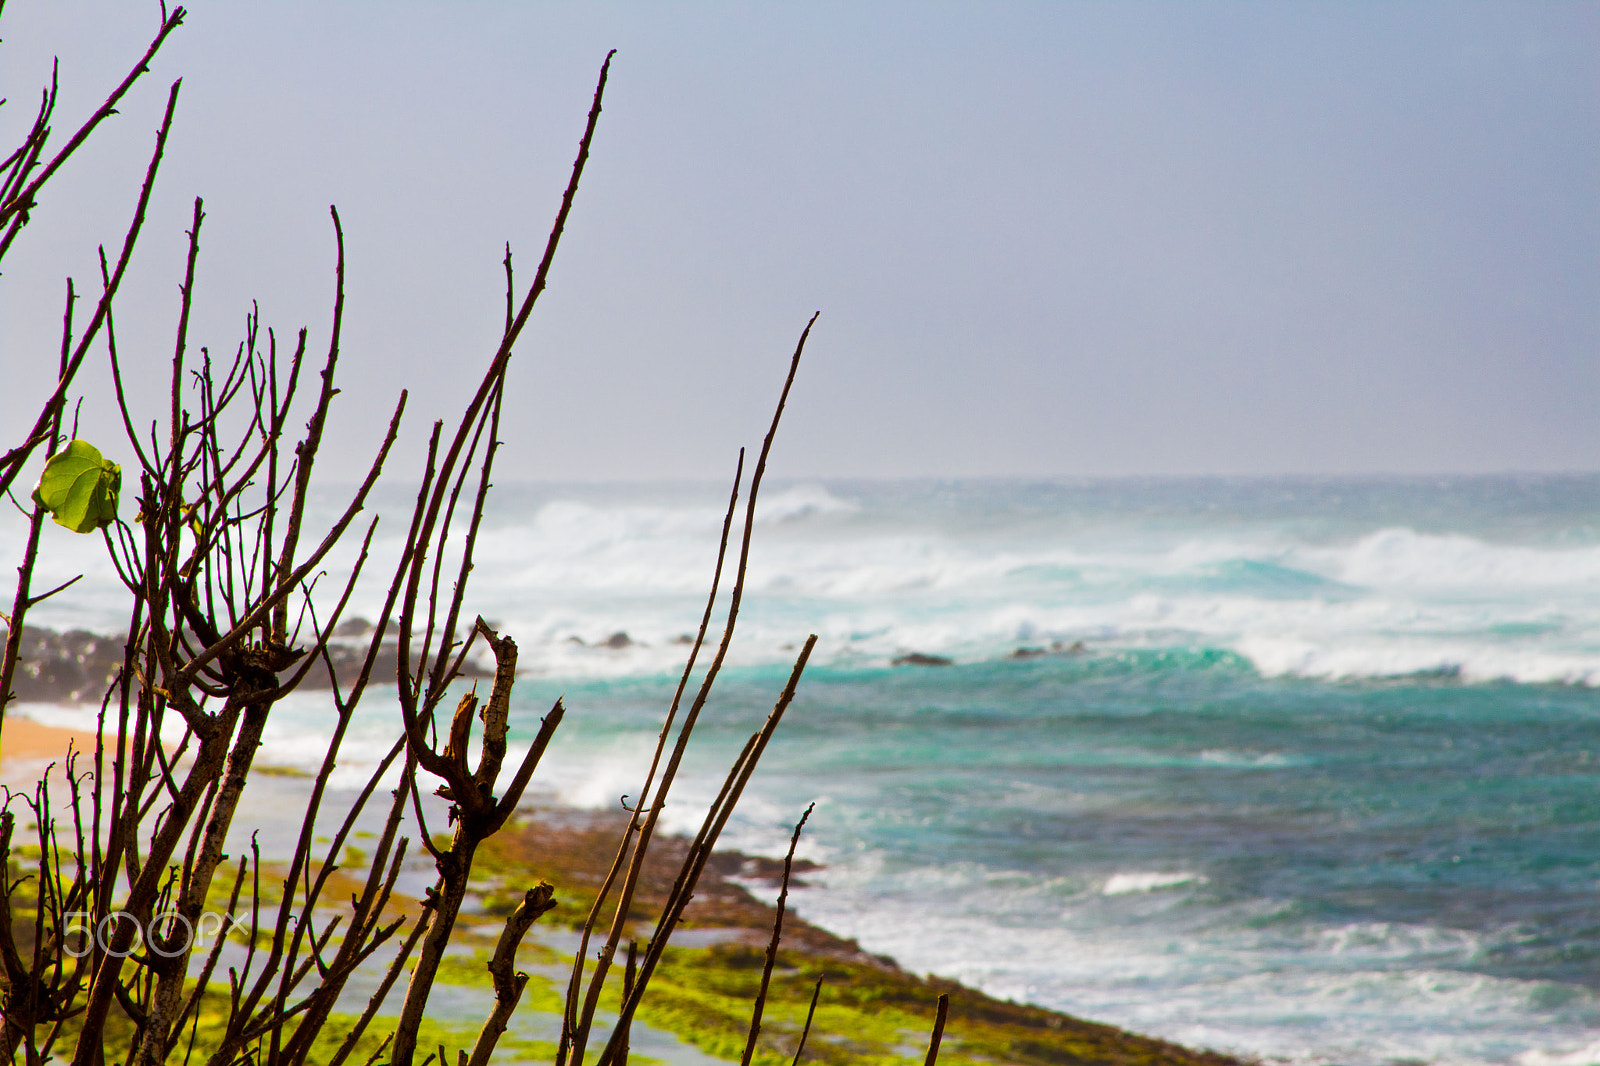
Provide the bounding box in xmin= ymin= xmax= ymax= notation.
xmin=12 ymin=475 xmax=1600 ymax=1066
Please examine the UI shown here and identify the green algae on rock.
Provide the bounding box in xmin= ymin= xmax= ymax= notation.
xmin=470 ymin=808 xmax=1246 ymax=1066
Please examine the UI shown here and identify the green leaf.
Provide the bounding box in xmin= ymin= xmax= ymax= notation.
xmin=32 ymin=440 xmax=121 ymax=534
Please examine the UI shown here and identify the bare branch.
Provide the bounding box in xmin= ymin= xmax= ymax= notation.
xmin=0 ymin=78 xmax=185 ymax=501
xmin=791 ymin=977 xmax=825 ymax=1066
xmin=468 ymin=883 xmax=557 ymax=1066
xmin=0 ymin=6 xmax=186 ymax=233
xmin=925 ymin=994 xmax=951 ymax=1066
xmin=740 ymin=803 xmax=815 ymax=1066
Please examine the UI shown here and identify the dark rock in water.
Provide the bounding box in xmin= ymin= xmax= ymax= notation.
xmin=290 ymin=638 xmax=490 ymax=689
xmin=1010 ymin=640 xmax=1088 ymax=661
xmin=566 ymin=631 xmax=633 ymax=649
xmin=0 ymin=627 xmax=125 ymax=703
xmin=333 ymin=616 xmax=373 ymax=638
xmin=707 ymin=850 xmax=823 ymax=889
xmin=672 ymin=633 xmax=695 ymax=645
xmin=892 ymin=652 xmax=952 ymax=667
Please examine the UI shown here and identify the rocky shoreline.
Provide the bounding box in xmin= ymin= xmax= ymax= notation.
xmin=0 ymin=624 xmax=489 ymax=704
xmin=1 ymin=626 xmax=127 ymax=704
xmin=2 ymin=660 xmax=1246 ymax=1066
xmin=469 ymin=805 xmax=1248 ymax=1066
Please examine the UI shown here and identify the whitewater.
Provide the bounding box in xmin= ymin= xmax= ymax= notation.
xmin=11 ymin=474 xmax=1600 ymax=1065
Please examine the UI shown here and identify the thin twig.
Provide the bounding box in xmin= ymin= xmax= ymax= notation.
xmin=570 ymin=314 xmax=815 ymax=1066
xmin=791 ymin=976 xmax=824 ymax=1066
xmin=740 ymin=803 xmax=815 ymax=1066
xmin=593 ymin=635 xmax=817 ymax=1066
xmin=0 ymin=7 xmax=185 ymax=232
xmin=924 ymin=994 xmax=951 ymax=1066
xmin=0 ymin=77 xmax=183 ymax=502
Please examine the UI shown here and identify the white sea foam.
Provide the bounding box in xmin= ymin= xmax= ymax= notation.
xmin=755 ymin=483 xmax=861 ymax=524
xmin=1102 ymin=871 xmax=1206 ymax=894
xmin=9 ymin=701 xmax=109 ymax=736
xmin=1239 ymin=634 xmax=1600 ymax=686
xmin=1313 ymin=921 xmax=1484 ymax=961
xmin=1519 ymin=1039 xmax=1600 ymax=1066
xmin=1198 ymin=749 xmax=1298 ymax=768
xmin=1314 ymin=527 xmax=1600 ymax=591
xmin=10 ymin=484 xmax=1600 ymax=685
xmin=786 ymin=849 xmax=1599 ymax=1066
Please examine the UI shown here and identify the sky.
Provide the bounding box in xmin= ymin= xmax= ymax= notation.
xmin=1 ymin=2 xmax=1596 ymax=482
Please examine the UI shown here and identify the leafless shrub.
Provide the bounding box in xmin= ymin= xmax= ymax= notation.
xmin=0 ymin=10 xmax=956 ymax=1066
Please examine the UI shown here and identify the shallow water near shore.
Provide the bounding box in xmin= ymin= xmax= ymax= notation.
xmin=514 ymin=659 xmax=1600 ymax=1066
xmin=11 ymin=474 xmax=1600 ymax=1065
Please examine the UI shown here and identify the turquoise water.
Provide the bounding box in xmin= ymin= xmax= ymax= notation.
xmin=516 ymin=658 xmax=1600 ymax=1065
xmin=486 ymin=476 xmax=1600 ymax=1066
xmin=15 ymin=474 xmax=1600 ymax=1063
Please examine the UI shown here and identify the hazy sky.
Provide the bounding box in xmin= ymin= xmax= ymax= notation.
xmin=2 ymin=2 xmax=1596 ymax=481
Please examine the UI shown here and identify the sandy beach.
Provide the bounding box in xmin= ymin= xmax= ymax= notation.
xmin=0 ymin=713 xmax=102 ymax=768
